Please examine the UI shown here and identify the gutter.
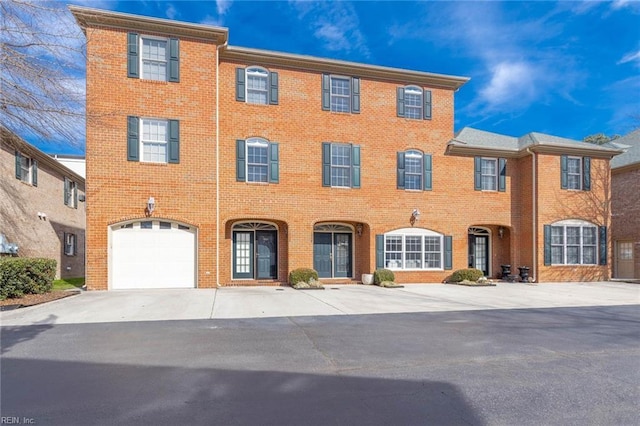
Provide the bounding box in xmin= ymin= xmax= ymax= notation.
xmin=526 ymin=147 xmax=537 ymax=282
xmin=216 ymin=40 xmax=228 ymax=288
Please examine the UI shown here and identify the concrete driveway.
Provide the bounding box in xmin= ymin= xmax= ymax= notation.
xmin=1 ymin=281 xmax=638 ymax=326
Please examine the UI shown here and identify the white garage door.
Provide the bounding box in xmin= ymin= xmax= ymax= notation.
xmin=111 ymin=221 xmax=196 ymax=289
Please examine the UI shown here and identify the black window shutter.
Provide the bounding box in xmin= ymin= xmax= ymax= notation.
xmin=74 ymin=183 xmax=78 ymax=209
xmin=474 ymin=157 xmax=482 ymax=190
xmin=423 ymin=89 xmax=432 ymax=119
xmin=322 ymin=142 xmax=331 ymax=186
xmin=269 ymin=142 xmax=279 ymax=183
xmin=351 ymin=77 xmax=360 ymax=113
xmin=560 ymin=155 xmax=568 ymax=189
xmin=32 ymin=160 xmax=37 ymax=187
xmin=396 ymin=87 xmax=405 ymax=117
xmin=127 ymin=116 xmax=139 ymax=161
xmin=352 ymin=144 xmax=361 ymax=188
xmin=375 ymin=235 xmax=384 ymax=269
xmin=236 ymin=139 xmax=246 ymax=182
xmin=544 ymin=225 xmax=552 ymax=266
xmin=236 ymin=67 xmax=246 ymax=102
xmin=321 ymin=74 xmax=330 ymax=111
xmin=15 ymin=151 xmax=21 ymax=180
xmin=64 ymin=232 xmax=69 ymax=255
xmin=168 ymin=38 xmax=179 ymax=82
xmin=444 ymin=236 xmax=453 ymax=270
xmin=498 ymin=158 xmax=506 ymax=192
xmin=73 ymin=233 xmax=77 ymax=256
xmin=599 ymin=226 xmax=607 ymax=265
xmin=127 ymin=33 xmax=139 ymax=78
xmin=64 ymin=178 xmax=70 ymax=206
xmin=168 ymin=120 xmax=179 ymax=163
xmin=424 ymin=154 xmax=432 ymax=191
xmin=269 ymin=71 xmax=279 ymax=105
xmin=583 ymin=156 xmax=591 ymax=191
xmin=397 ymin=152 xmax=405 ymax=189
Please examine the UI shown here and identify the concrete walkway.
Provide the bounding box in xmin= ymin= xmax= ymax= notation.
xmin=1 ymin=281 xmax=638 ymax=326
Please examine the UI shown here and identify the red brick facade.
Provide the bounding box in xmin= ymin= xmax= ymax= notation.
xmin=72 ymin=7 xmax=619 ymax=290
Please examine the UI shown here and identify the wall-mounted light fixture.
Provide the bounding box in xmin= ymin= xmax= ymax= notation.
xmin=410 ymin=209 xmax=420 ymax=226
xmin=498 ymin=226 xmax=505 ymax=239
xmin=147 ymin=197 xmax=155 ymax=215
xmin=356 ymin=223 xmax=363 ymax=237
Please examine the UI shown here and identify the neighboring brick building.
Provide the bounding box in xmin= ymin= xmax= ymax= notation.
xmin=70 ymin=6 xmax=622 ymax=290
xmin=610 ymin=129 xmax=640 ymax=279
xmin=0 ymin=127 xmax=86 ymax=278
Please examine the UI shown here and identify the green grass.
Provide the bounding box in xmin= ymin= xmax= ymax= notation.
xmin=52 ymin=277 xmax=85 ymax=291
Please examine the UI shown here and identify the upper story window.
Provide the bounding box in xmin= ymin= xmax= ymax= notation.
xmin=64 ymin=232 xmax=77 ymax=256
xmin=322 ymin=74 xmax=360 ymax=114
xmin=545 ymin=220 xmax=604 ymax=266
xmin=322 ymin=142 xmax=360 ymax=188
xmin=127 ymin=33 xmax=179 ymax=82
xmin=64 ymin=178 xmax=77 ymax=208
xmin=397 ymin=86 xmax=432 ymax=120
xmin=397 ymin=150 xmax=432 ymax=191
xmin=236 ymin=138 xmax=279 ymax=183
xmin=561 ymin=155 xmax=591 ymax=191
xmin=15 ymin=151 xmax=38 ymax=186
xmin=127 ymin=116 xmax=180 ymax=164
xmin=474 ymin=156 xmax=506 ymax=192
xmin=236 ymin=66 xmax=279 ymax=105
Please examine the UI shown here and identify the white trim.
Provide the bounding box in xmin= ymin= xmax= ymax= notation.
xmin=245 ymin=66 xmax=269 ymax=105
xmin=383 ymin=228 xmax=444 ymax=271
xmin=140 ymin=35 xmax=168 ymax=81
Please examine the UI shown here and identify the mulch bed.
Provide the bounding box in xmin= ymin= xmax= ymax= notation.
xmin=0 ymin=290 xmax=81 ymax=311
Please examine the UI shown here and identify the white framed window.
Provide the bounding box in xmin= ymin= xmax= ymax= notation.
xmin=481 ymin=158 xmax=498 ymax=191
xmin=64 ymin=178 xmax=77 ymax=208
xmin=19 ymin=155 xmax=33 ymax=184
xmin=331 ymin=144 xmax=352 ymax=187
xmin=64 ymin=233 xmax=76 ymax=256
xmin=404 ymin=86 xmax=423 ymax=119
xmin=141 ymin=36 xmax=168 ymax=81
xmin=141 ymin=118 xmax=168 ymax=163
xmin=246 ymin=67 xmax=269 ymax=105
xmin=330 ymin=76 xmax=351 ymax=113
xmin=384 ymin=228 xmax=443 ymax=270
xmin=405 ymin=150 xmax=423 ymax=190
xmin=247 ymin=137 xmax=269 ymax=183
xmin=567 ymin=156 xmax=582 ymax=190
xmin=550 ymin=220 xmax=598 ymax=265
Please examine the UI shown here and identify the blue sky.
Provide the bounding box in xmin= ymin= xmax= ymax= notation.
xmin=40 ymin=1 xmax=640 ymax=154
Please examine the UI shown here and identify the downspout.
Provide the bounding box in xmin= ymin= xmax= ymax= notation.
xmin=526 ymin=148 xmax=537 ymax=282
xmin=216 ymin=39 xmax=228 ymax=288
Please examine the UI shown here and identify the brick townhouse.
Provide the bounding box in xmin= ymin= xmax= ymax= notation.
xmin=70 ymin=6 xmax=622 ymax=290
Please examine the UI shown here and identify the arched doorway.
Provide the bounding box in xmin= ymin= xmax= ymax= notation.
xmin=313 ymin=223 xmax=353 ymax=278
xmin=232 ymin=222 xmax=278 ymax=280
xmin=468 ymin=227 xmax=491 ymax=276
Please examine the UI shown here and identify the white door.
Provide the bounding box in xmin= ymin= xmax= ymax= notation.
xmin=111 ymin=221 xmax=196 ymax=289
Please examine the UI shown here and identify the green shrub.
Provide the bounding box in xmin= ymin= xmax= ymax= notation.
xmin=450 ymin=268 xmax=484 ymax=283
xmin=0 ymin=258 xmax=56 ymax=300
xmin=373 ymin=268 xmax=395 ymax=285
xmin=288 ymin=268 xmax=319 ymax=285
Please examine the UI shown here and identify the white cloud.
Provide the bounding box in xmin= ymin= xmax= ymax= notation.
xmin=480 ymin=62 xmax=535 ymax=109
xmin=165 ymin=4 xmax=178 ymax=20
xmin=199 ymin=14 xmax=224 ymax=27
xmin=618 ymin=50 xmax=640 ymax=66
xmin=612 ymin=0 xmax=632 ymax=10
xmin=216 ymin=0 xmax=232 ymax=16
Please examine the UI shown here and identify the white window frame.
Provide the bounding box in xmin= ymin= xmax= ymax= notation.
xmin=384 ymin=228 xmax=444 ymax=271
xmin=64 ymin=233 xmax=76 ymax=256
xmin=140 ymin=35 xmax=168 ymax=81
xmin=140 ymin=118 xmax=168 ymax=163
xmin=404 ymin=86 xmax=423 ymax=120
xmin=19 ymin=154 xmax=33 ymax=185
xmin=481 ymin=157 xmax=498 ymax=191
xmin=66 ymin=179 xmax=77 ymax=208
xmin=330 ymin=75 xmax=351 ymax=113
xmin=246 ymin=137 xmax=269 ymax=183
xmin=330 ymin=143 xmax=352 ymax=188
xmin=550 ymin=219 xmax=598 ymax=265
xmin=405 ymin=150 xmax=423 ymax=190
xmin=245 ymin=66 xmax=269 ymax=105
xmin=567 ymin=156 xmax=583 ymax=190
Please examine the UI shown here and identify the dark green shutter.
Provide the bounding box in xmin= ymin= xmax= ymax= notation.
xmin=269 ymin=72 xmax=279 ymax=105
xmin=127 ymin=116 xmax=139 ymax=161
xmin=396 ymin=87 xmax=405 ymax=117
xmin=31 ymin=160 xmax=37 ymax=187
xmin=168 ymin=120 xmax=179 ymax=163
xmin=236 ymin=68 xmax=245 ymax=101
xmin=64 ymin=233 xmax=69 ymax=255
xmin=236 ymin=139 xmax=246 ymax=181
xmin=74 ymin=182 xmax=78 ymax=208
xmin=544 ymin=225 xmax=551 ymax=266
xmin=424 ymin=154 xmax=432 ymax=191
xmin=498 ymin=158 xmax=506 ymax=192
xmin=351 ymin=77 xmax=360 ymax=113
xmin=423 ymin=89 xmax=432 ymax=119
xmin=15 ymin=151 xmax=21 ymax=180
xmin=269 ymin=143 xmax=279 ymax=183
xmin=168 ymin=38 xmax=179 ymax=82
xmin=583 ymin=156 xmax=591 ymax=191
xmin=127 ymin=33 xmax=139 ymax=78
xmin=474 ymin=157 xmax=482 ymax=190
xmin=73 ymin=233 xmax=77 ymax=255
xmin=352 ymin=144 xmax=360 ymax=188
xmin=560 ymin=155 xmax=568 ymax=189
xmin=322 ymin=142 xmax=331 ymax=186
xmin=64 ymin=178 xmax=70 ymax=206
xmin=321 ymin=74 xmax=330 ymax=111
xmin=599 ymin=226 xmax=607 ymax=265
xmin=444 ymin=235 xmax=453 ymax=270
xmin=375 ymin=234 xmax=384 ymax=269
xmin=397 ymin=152 xmax=405 ymax=189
